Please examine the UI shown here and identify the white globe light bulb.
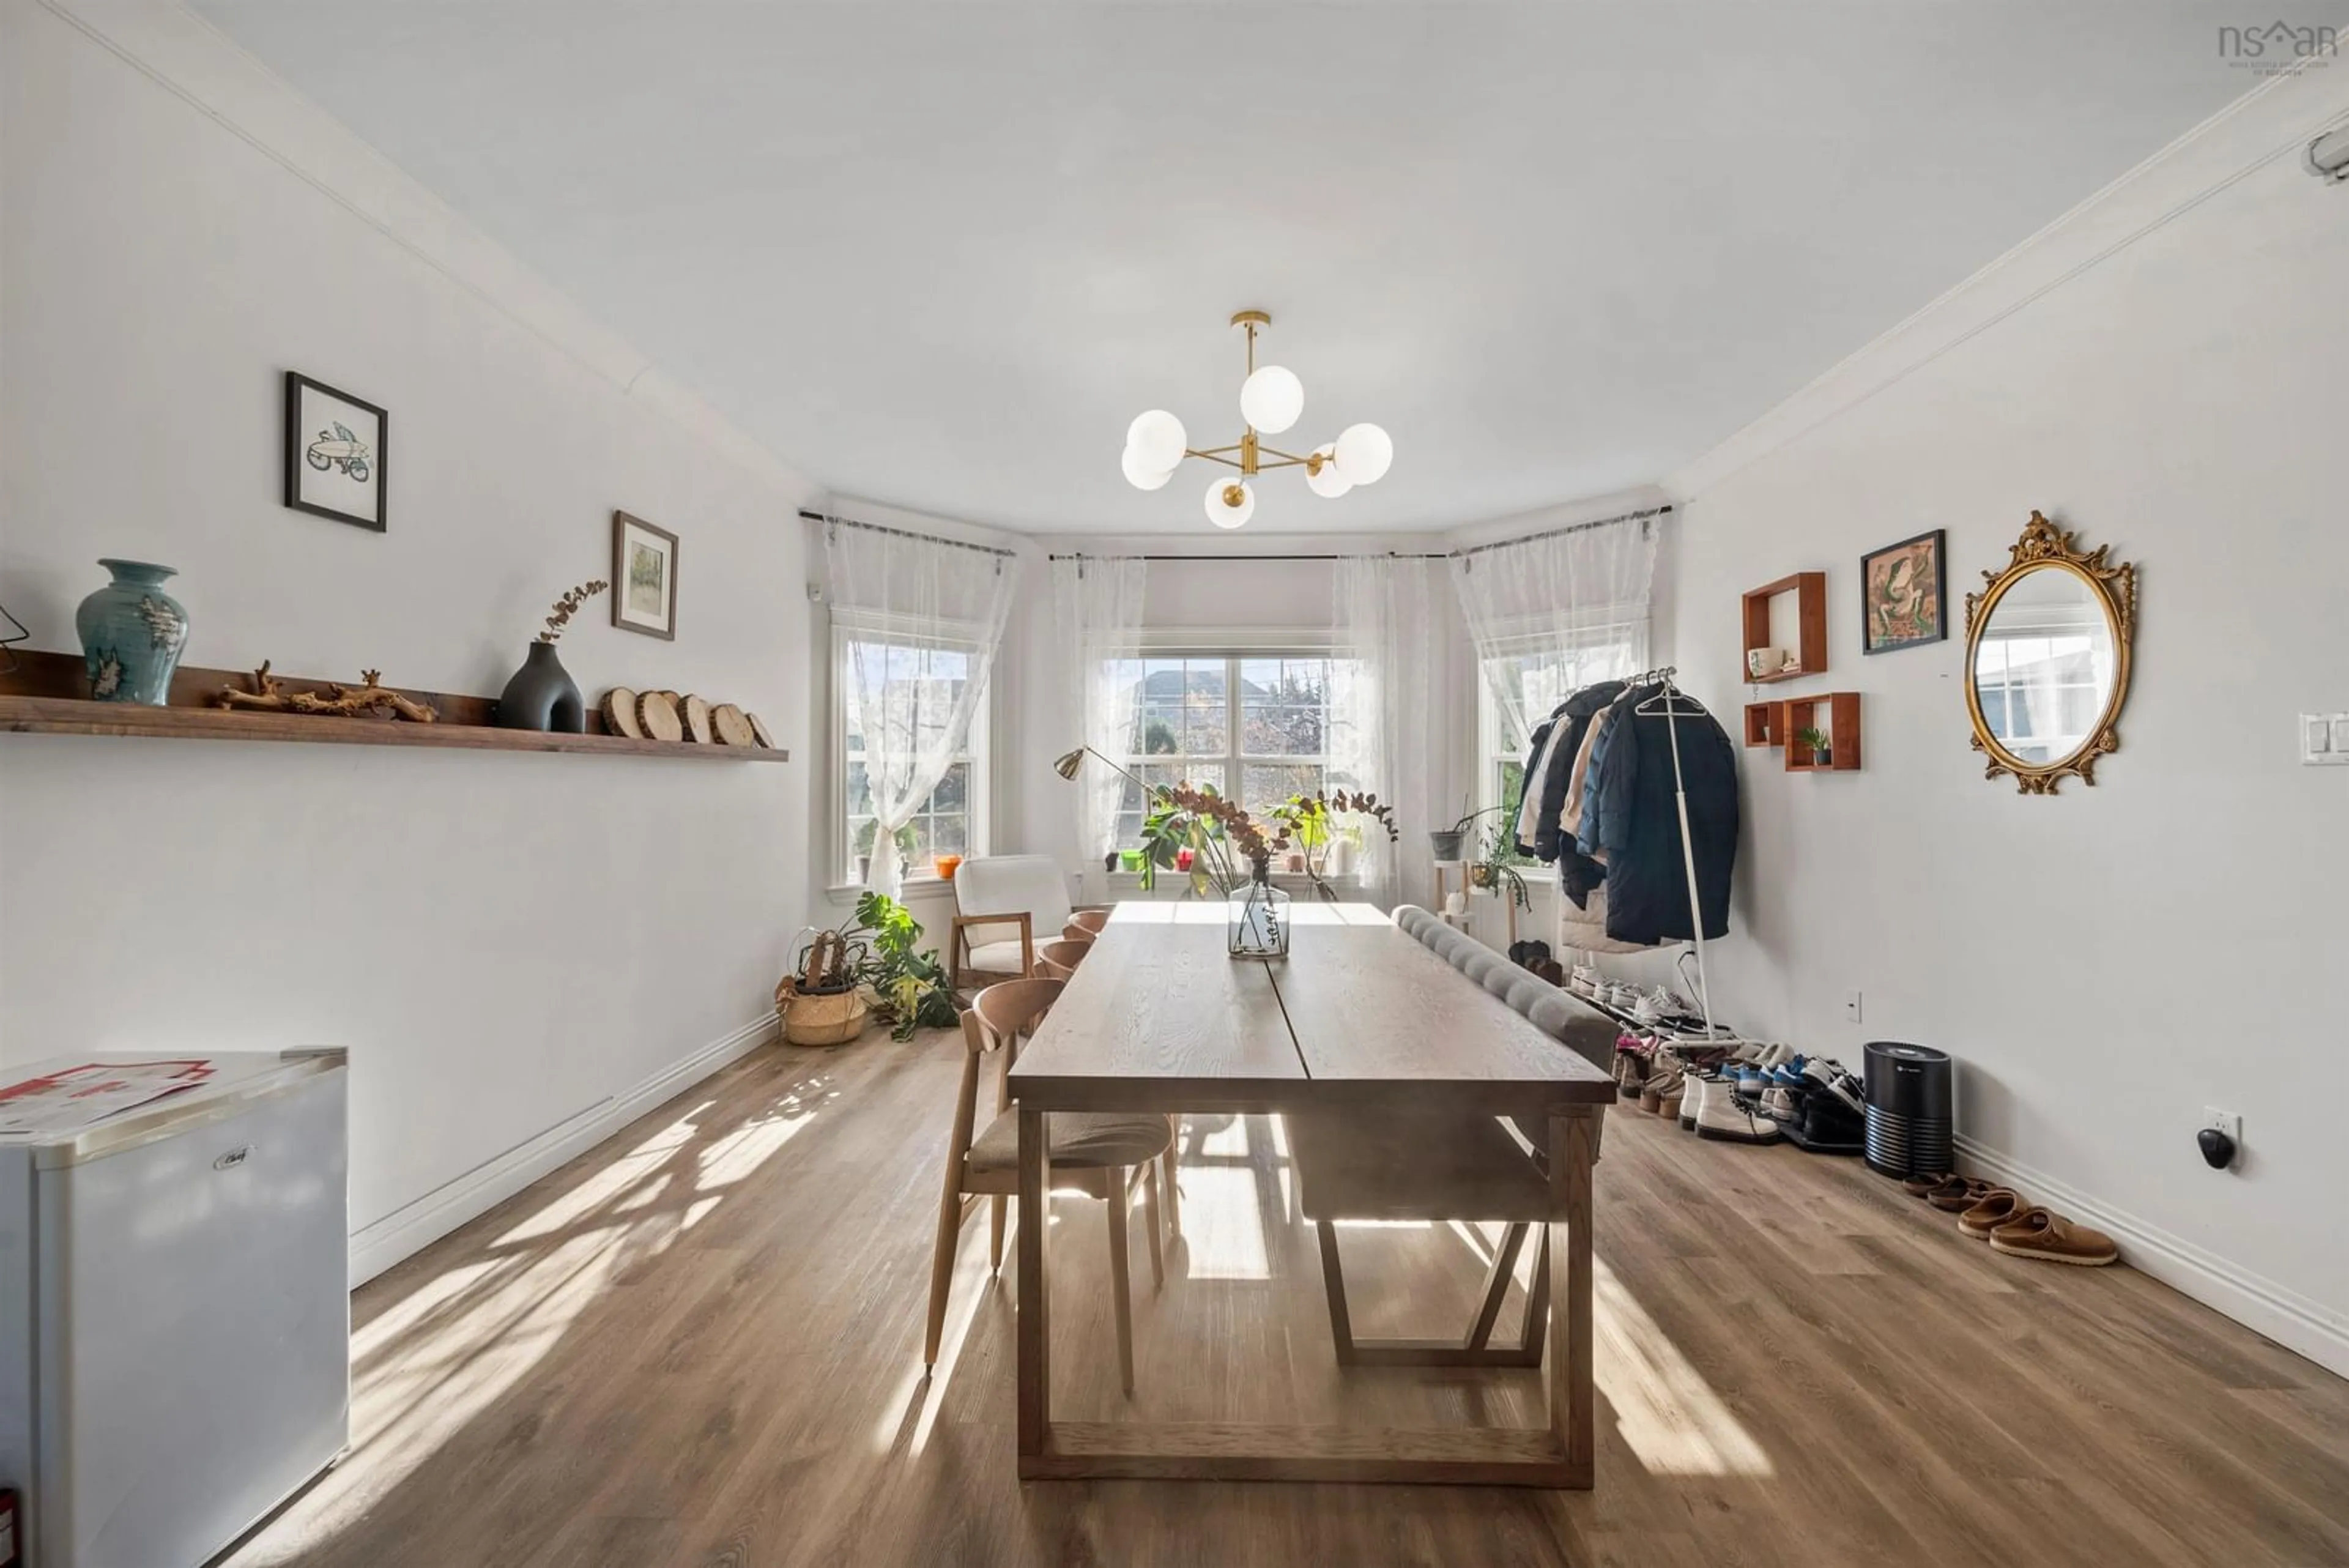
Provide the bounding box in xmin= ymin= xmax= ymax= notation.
xmin=1204 ymin=477 xmax=1254 ymax=529
xmin=1125 ymin=409 xmax=1187 ymax=474
xmin=1238 ymin=365 xmax=1304 ymax=435
xmin=1334 ymin=422 xmax=1393 ymax=485
xmin=1305 ymin=443 xmax=1353 ymax=499
xmin=1121 ymin=442 xmax=1174 ymax=491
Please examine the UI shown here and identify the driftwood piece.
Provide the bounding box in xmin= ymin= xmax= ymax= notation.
xmin=711 ymin=702 xmax=753 ymax=746
xmin=746 ymin=712 xmax=776 ymax=749
xmin=680 ymin=693 xmax=714 ymax=744
xmin=217 ymin=663 xmax=437 ymax=723
xmin=636 ymin=689 xmax=683 ymax=742
xmin=602 ymin=688 xmax=643 ymax=738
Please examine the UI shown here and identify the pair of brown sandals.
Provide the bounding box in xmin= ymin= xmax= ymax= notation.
xmin=1901 ymin=1173 xmax=2120 ymax=1266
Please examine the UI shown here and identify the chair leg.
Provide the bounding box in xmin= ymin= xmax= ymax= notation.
xmin=1141 ymin=1163 xmax=1165 ymax=1290
xmin=987 ymin=1194 xmax=1006 ymax=1276
xmin=924 ymin=1173 xmax=967 ymax=1373
xmin=1106 ymin=1175 xmax=1136 ymax=1394
xmin=1160 ymin=1119 xmax=1182 ymax=1237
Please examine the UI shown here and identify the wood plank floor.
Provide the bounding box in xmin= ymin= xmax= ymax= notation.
xmin=226 ymin=1030 xmax=2349 ymax=1568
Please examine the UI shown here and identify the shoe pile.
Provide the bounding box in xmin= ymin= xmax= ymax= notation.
xmin=1670 ymin=1042 xmax=1868 ymax=1153
xmin=1901 ymin=1173 xmax=2120 ymax=1266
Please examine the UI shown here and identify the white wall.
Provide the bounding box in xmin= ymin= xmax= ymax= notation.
xmin=1660 ymin=69 xmax=2349 ymax=1370
xmin=0 ymin=1 xmax=814 ymax=1277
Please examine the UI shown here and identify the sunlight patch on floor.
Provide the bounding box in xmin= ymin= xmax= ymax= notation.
xmin=1181 ymin=1164 xmax=1272 ymax=1280
xmin=1595 ymin=1256 xmax=1773 ymax=1477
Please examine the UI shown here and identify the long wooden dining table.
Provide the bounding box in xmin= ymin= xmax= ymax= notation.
xmin=1006 ymin=899 xmax=1615 ymax=1487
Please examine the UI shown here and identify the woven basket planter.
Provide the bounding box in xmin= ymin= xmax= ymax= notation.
xmin=774 ymin=979 xmax=869 ymax=1047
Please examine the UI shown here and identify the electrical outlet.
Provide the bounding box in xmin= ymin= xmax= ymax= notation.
xmin=2205 ymin=1106 xmax=2242 ymax=1144
xmin=1844 ymin=989 xmax=1863 ymax=1024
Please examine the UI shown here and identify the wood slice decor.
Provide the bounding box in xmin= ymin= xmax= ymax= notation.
xmin=711 ymin=702 xmax=754 ymax=746
xmin=747 ymin=712 xmax=776 ymax=749
xmin=636 ymin=689 xmax=684 ymax=743
xmin=601 ymin=688 xmax=643 ymax=739
xmin=679 ymin=693 xmax=714 ymax=744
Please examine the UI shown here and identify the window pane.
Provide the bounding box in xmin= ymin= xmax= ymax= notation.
xmin=845 ymin=760 xmax=873 ymax=818
xmin=1244 ymin=762 xmax=1324 ymax=820
xmin=930 ymin=761 xmax=968 ymax=813
xmin=1242 ymin=658 xmax=1329 ymax=756
xmin=930 ymin=813 xmax=968 ymax=856
xmin=1183 ymin=661 xmax=1228 ymax=755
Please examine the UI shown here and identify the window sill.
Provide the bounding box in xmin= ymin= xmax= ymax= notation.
xmin=1103 ymin=870 xmax=1362 ymax=893
xmin=822 ymin=874 xmax=958 ymax=904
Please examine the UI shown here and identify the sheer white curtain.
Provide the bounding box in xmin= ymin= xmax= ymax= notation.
xmin=1332 ymin=555 xmax=1439 ymax=910
xmin=827 ymin=521 xmax=1019 ymax=897
xmin=1050 ymin=555 xmax=1148 ymax=886
xmin=1448 ymin=515 xmax=1658 ymax=756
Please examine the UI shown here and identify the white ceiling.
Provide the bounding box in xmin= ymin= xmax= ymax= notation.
xmin=192 ymin=1 xmax=2254 ymax=535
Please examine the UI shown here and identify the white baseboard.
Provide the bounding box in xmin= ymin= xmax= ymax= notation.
xmin=346 ymin=1014 xmax=777 ymax=1286
xmin=1954 ymin=1134 xmax=2349 ymax=1380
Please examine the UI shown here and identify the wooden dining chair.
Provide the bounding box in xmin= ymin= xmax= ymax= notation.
xmin=1033 ymin=928 xmax=1184 ymax=1241
xmin=1065 ymin=908 xmax=1111 ymax=937
xmin=1034 ymin=937 xmax=1093 ymax=981
xmin=926 ymin=978 xmax=1173 ymax=1394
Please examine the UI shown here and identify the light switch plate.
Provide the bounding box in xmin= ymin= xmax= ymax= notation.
xmin=2303 ymin=713 xmax=2349 ymax=765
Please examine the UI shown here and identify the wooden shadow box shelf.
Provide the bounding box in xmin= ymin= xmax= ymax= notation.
xmin=0 ymin=652 xmax=788 ymax=764
xmin=1741 ymin=571 xmax=1827 ymax=685
xmin=1780 ymin=692 xmax=1861 ymax=773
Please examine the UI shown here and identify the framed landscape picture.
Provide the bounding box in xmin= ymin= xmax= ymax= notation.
xmin=612 ymin=510 xmax=679 ymax=640
xmin=1860 ymin=528 xmax=1946 ymax=654
xmin=284 ymin=372 xmax=387 ymax=531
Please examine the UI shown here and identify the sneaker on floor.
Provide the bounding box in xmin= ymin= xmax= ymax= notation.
xmin=1824 ymin=1068 xmax=1866 ymax=1116
xmin=1680 ymin=1071 xmax=1727 ymax=1132
xmin=1987 ymin=1207 xmax=2120 ymax=1266
xmin=1757 ymin=1085 xmax=1801 ymax=1123
xmin=1782 ymin=1094 xmax=1866 ymax=1155
xmin=1696 ymin=1090 xmax=1784 ymax=1145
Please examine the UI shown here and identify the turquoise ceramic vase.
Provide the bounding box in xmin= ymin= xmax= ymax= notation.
xmin=75 ymin=559 xmax=190 ymax=705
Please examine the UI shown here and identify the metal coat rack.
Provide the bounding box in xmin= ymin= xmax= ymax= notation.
xmin=1619 ymin=665 xmax=1718 ymax=1039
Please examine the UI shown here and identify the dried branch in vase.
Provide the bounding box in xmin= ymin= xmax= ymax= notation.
xmin=537 ymin=579 xmax=609 ymax=643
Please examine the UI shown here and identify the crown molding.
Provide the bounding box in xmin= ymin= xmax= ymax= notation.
xmin=1665 ymin=34 xmax=2349 ymax=501
xmin=34 ymin=0 xmax=816 ymax=497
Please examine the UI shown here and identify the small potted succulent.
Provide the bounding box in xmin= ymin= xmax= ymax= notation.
xmin=1795 ymin=725 xmax=1831 ymax=768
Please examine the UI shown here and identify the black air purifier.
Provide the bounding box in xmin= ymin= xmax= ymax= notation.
xmin=1863 ymin=1041 xmax=1953 ymax=1177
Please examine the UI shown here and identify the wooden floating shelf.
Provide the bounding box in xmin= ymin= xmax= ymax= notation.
xmin=1741 ymin=571 xmax=1827 ymax=686
xmin=1742 ymin=699 xmax=1786 ymax=749
xmin=0 ymin=652 xmax=787 ymax=764
xmin=1781 ymin=691 xmax=1862 ymax=773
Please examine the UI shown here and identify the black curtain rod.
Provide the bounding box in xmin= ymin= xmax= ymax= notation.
xmin=1451 ymin=503 xmax=1672 ymax=559
xmin=1047 ymin=503 xmax=1672 ymax=565
xmin=798 ymin=509 xmax=1017 ymax=559
xmin=1046 ymin=551 xmax=1449 ymax=562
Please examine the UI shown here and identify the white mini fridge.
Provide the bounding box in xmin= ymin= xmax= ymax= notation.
xmin=0 ymin=1049 xmax=351 ymax=1567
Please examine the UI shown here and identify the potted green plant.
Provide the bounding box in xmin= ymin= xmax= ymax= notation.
xmin=1466 ymin=815 xmax=1531 ymax=910
xmin=1795 ymin=725 xmax=1831 ymax=768
xmin=839 ymin=891 xmax=960 ymax=1042
xmin=1270 ymin=790 xmax=1400 ymax=901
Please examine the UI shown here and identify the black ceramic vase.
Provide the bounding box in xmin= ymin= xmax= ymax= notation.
xmin=497 ymin=641 xmax=585 ymax=732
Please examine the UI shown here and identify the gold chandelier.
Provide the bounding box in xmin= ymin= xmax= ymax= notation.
xmin=1122 ymin=310 xmax=1394 ymax=529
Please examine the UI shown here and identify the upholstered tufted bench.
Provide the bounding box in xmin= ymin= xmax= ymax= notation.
xmin=1391 ymin=904 xmax=1617 ymax=1072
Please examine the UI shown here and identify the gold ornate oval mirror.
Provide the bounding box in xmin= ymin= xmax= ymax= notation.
xmin=1963 ymin=511 xmax=2136 ymax=794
